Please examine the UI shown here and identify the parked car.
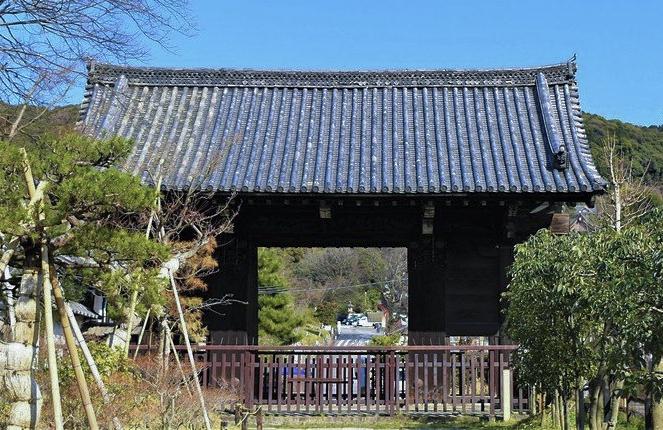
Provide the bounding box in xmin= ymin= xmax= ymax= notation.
xmin=354 ymin=316 xmax=373 ymax=327
xmin=342 ymin=314 xmax=361 ymax=325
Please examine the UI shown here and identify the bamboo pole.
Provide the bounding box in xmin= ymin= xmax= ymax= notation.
xmin=123 ymin=288 xmax=139 ymax=358
xmin=167 ymin=269 xmax=211 ymax=430
xmin=49 ymin=267 xmax=99 ymax=430
xmin=21 ymin=147 xmax=63 ymax=429
xmin=66 ymin=304 xmax=123 ymax=430
xmin=40 ymin=242 xmax=64 ymax=430
xmin=132 ymin=308 xmax=151 ymax=360
xmin=165 ymin=320 xmax=193 ymax=397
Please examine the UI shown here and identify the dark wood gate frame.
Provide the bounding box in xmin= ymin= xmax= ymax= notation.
xmin=174 ymin=343 xmax=529 ymax=417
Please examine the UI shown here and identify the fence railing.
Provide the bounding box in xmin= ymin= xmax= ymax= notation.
xmin=134 ymin=344 xmax=528 ymax=417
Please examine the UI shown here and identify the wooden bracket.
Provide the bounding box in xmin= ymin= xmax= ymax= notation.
xmin=422 ymin=202 xmax=435 ymax=235
xmin=319 ymin=201 xmax=331 ymax=219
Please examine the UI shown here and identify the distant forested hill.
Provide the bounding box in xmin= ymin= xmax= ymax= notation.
xmin=1 ymin=104 xmax=661 ymax=184
xmin=0 ymin=103 xmax=78 ymax=144
xmin=584 ymin=113 xmax=663 ymax=184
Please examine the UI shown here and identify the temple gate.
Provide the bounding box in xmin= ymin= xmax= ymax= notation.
xmin=81 ymin=59 xmax=606 ymax=415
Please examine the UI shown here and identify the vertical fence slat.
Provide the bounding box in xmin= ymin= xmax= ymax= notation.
xmin=423 ymin=352 xmax=429 ymax=412
xmin=414 ymin=352 xmax=420 ymax=412
xmin=258 ymin=354 xmax=264 ymax=406
xmin=451 ymin=352 xmax=457 ymax=413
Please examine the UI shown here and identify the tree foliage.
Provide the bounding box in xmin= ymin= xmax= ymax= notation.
xmin=584 ymin=113 xmax=663 ymax=184
xmin=0 ymin=133 xmax=169 ymax=325
xmin=257 ymin=248 xmax=304 ymax=345
xmin=505 ymin=210 xmax=663 ymax=430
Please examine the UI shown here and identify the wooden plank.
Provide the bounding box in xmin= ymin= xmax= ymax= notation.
xmin=211 ymin=351 xmax=217 ymax=387
xmin=304 ymin=355 xmax=311 ymax=413
xmin=258 ymin=354 xmax=265 ymax=407
xmin=336 ymin=356 xmax=342 ymax=412
xmin=404 ymin=354 xmax=410 ymax=412
xmin=391 ymin=351 xmax=398 ymax=414
xmin=365 ymin=355 xmax=370 ymax=410
xmin=423 ymin=352 xmax=429 ymax=412
xmin=471 ymin=352 xmax=476 ymax=413
xmin=295 ymin=355 xmax=301 ymax=412
xmin=374 ymin=354 xmax=380 ymax=415
xmin=238 ymin=352 xmax=244 ymax=402
xmin=267 ymin=355 xmax=274 ymax=412
xmin=220 ymin=351 xmax=227 ymax=384
xmin=384 ymin=354 xmax=394 ymax=415
xmin=414 ymin=353 xmax=420 ymax=412
xmin=276 ymin=356 xmax=282 ymax=413
xmin=489 ymin=350 xmax=495 ymax=419
xmin=432 ymin=352 xmax=438 ymax=412
xmin=346 ymin=355 xmax=352 ymax=413
xmin=480 ymin=350 xmax=486 ymax=409
xmin=246 ymin=350 xmax=254 ymax=409
xmin=499 ymin=350 xmax=505 ymax=412
xmin=442 ymin=350 xmax=448 ymax=412
xmin=315 ymin=354 xmax=324 ymax=412
xmin=327 ymin=355 xmax=333 ymax=414
xmin=461 ymin=352 xmax=467 ymax=414
xmin=285 ymin=355 xmax=291 ymax=412
xmin=451 ymin=353 xmax=457 ymax=413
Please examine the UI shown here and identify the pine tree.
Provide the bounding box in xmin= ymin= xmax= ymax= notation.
xmin=0 ymin=134 xmax=167 ymax=429
xmin=257 ymin=248 xmax=303 ymax=345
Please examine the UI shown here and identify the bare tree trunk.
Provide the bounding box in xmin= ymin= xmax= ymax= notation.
xmin=614 ymin=183 xmax=622 ymax=231
xmin=49 ymin=267 xmax=99 ymax=430
xmin=7 ymin=104 xmax=28 ymax=141
xmin=0 ymin=262 xmax=43 ymax=429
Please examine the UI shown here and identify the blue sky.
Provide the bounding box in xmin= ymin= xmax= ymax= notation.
xmin=134 ymin=0 xmax=662 ymax=126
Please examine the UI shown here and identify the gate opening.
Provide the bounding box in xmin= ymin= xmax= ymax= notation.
xmin=257 ymin=247 xmax=408 ymax=346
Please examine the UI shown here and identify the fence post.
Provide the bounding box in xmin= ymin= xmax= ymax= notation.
xmin=245 ymin=349 xmax=254 ymax=409
xmin=502 ymin=368 xmax=512 ymax=421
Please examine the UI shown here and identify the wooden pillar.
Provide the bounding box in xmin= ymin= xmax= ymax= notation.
xmin=204 ymin=235 xmax=258 ymax=345
xmin=407 ymin=235 xmax=446 ymax=345
xmin=502 ymin=368 xmax=512 ymax=421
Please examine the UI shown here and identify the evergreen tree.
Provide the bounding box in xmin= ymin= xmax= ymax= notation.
xmin=0 ymin=134 xmax=168 ymax=428
xmin=257 ymin=248 xmax=303 ymax=345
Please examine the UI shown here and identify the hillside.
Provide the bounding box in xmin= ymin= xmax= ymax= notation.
xmin=584 ymin=113 xmax=663 ymax=184
xmin=1 ymin=104 xmax=661 ymax=184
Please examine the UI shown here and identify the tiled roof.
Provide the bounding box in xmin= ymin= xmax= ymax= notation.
xmin=79 ymin=60 xmax=606 ymax=194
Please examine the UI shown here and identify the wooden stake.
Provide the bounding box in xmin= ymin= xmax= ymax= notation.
xmin=66 ymin=304 xmax=123 ymax=430
xmin=40 ymin=242 xmax=64 ymax=430
xmin=168 ymin=269 xmax=212 ymax=430
xmin=165 ymin=320 xmax=193 ymax=397
xmin=49 ymin=266 xmax=99 ymax=430
xmin=132 ymin=308 xmax=151 ymax=360
xmin=21 ymin=147 xmax=63 ymax=429
xmin=123 ymin=288 xmax=139 ymax=358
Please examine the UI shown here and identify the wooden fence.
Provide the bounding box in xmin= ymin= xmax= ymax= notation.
xmin=146 ymin=344 xmax=529 ymax=417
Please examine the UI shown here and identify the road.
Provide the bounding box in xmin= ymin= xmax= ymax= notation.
xmin=334 ymin=325 xmax=380 ymax=346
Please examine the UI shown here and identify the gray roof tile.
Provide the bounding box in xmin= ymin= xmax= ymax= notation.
xmin=79 ymin=60 xmax=606 ymax=194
